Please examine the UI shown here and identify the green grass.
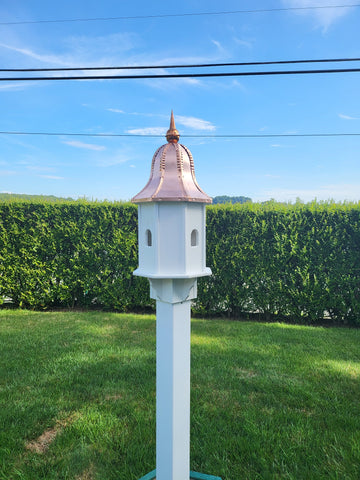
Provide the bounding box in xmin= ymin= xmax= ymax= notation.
xmin=0 ymin=310 xmax=359 ymax=480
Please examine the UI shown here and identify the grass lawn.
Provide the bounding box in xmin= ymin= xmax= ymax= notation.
xmin=0 ymin=310 xmax=359 ymax=480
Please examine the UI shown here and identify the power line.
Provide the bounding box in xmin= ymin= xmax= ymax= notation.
xmin=1 ymin=4 xmax=359 ymax=25
xmin=1 ymin=67 xmax=360 ymax=81
xmin=1 ymin=131 xmax=359 ymax=139
xmin=1 ymin=57 xmax=360 ymax=73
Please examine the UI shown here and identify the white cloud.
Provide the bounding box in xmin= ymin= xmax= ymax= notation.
xmin=38 ymin=175 xmax=64 ymax=180
xmin=0 ymin=32 xmax=138 ymax=69
xmin=338 ymin=113 xmax=358 ymax=120
xmin=63 ymin=140 xmax=106 ymax=151
xmin=63 ymin=33 xmax=138 ymax=58
xmin=125 ymin=115 xmax=216 ymax=136
xmin=149 ymin=54 xmax=218 ymax=65
xmin=233 ymin=38 xmax=254 ymax=49
xmin=208 ymin=78 xmax=247 ymax=92
xmin=229 ymin=79 xmax=247 ymax=91
xmin=211 ymin=39 xmax=230 ymax=58
xmin=111 ymin=111 xmax=162 ymax=117
xmin=26 ymin=165 xmax=55 ymax=172
xmin=282 ymin=0 xmax=354 ymax=30
xmin=0 ymin=42 xmax=76 ymax=67
xmin=126 ymin=127 xmax=166 ymax=135
xmin=211 ymin=40 xmax=222 ymax=50
xmin=107 ymin=108 xmax=125 ymax=114
xmin=0 ymin=37 xmax=219 ymax=90
xmin=0 ymin=82 xmax=29 ymax=91
xmin=172 ymin=78 xmax=203 ymax=87
xmin=96 ymin=152 xmax=131 ymax=167
xmin=176 ymin=115 xmax=216 ymax=131
xmin=259 ymin=183 xmax=360 ymax=202
xmin=143 ymin=77 xmax=203 ymax=90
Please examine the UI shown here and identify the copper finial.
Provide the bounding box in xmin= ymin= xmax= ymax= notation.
xmin=166 ymin=110 xmax=180 ymax=143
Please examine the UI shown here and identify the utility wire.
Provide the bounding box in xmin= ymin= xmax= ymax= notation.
xmin=1 ymin=4 xmax=359 ymax=25
xmin=1 ymin=67 xmax=360 ymax=81
xmin=1 ymin=57 xmax=360 ymax=73
xmin=1 ymin=131 xmax=359 ymax=139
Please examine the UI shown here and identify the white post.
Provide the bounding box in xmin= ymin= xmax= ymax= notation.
xmin=148 ymin=278 xmax=196 ymax=480
xmin=156 ymin=298 xmax=191 ymax=480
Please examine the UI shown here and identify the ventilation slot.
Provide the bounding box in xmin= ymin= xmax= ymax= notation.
xmin=146 ymin=229 xmax=152 ymax=247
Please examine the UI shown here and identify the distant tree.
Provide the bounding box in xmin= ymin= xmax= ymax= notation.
xmin=212 ymin=195 xmax=252 ymax=205
xmin=0 ymin=193 xmax=75 ymax=203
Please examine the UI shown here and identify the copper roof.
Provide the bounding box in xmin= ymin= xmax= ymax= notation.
xmin=132 ymin=112 xmax=212 ymax=204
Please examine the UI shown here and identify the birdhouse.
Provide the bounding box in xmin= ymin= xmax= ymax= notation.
xmin=132 ymin=111 xmax=212 ymax=280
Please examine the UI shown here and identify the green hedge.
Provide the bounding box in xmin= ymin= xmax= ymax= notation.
xmin=0 ymin=200 xmax=359 ymax=325
xmin=195 ymin=201 xmax=360 ymax=325
xmin=0 ymin=202 xmax=149 ymax=311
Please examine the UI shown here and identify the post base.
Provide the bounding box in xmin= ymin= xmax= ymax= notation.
xmin=138 ymin=469 xmax=222 ymax=480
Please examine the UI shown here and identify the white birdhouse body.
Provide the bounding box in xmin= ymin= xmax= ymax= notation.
xmin=134 ymin=201 xmax=210 ymax=279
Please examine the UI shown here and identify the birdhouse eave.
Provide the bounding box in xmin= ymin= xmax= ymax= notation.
xmin=132 ymin=196 xmax=212 ymax=204
xmin=133 ymin=268 xmax=212 ymax=279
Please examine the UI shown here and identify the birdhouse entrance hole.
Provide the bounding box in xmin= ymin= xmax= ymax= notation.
xmin=191 ymin=229 xmax=199 ymax=247
xmin=146 ymin=229 xmax=152 ymax=247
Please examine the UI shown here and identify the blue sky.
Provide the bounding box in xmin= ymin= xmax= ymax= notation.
xmin=0 ymin=0 xmax=359 ymax=202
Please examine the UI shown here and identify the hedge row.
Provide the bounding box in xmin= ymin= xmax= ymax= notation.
xmin=0 ymin=201 xmax=359 ymax=325
xmin=195 ymin=201 xmax=360 ymax=325
xmin=0 ymin=202 xmax=148 ymax=311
